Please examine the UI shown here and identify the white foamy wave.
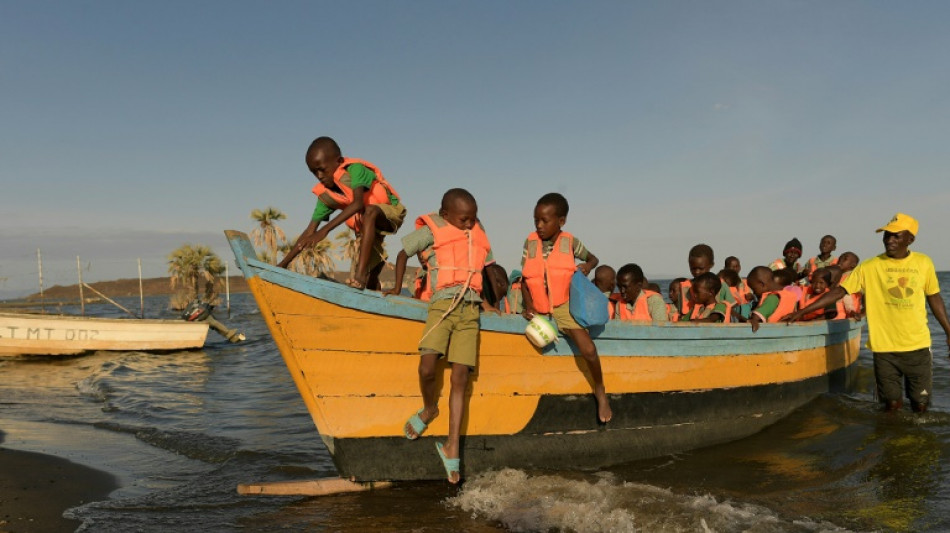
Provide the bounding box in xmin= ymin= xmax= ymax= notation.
xmin=448 ymin=469 xmax=854 ymax=533
xmin=76 ymin=375 xmax=109 ymax=401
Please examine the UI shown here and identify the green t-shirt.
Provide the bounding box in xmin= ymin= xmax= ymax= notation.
xmin=752 ymin=294 xmax=781 ymax=321
xmin=312 ymin=163 xmax=399 ymax=222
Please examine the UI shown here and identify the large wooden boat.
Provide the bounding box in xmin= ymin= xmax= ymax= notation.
xmin=226 ymin=230 xmax=864 ymax=482
xmin=0 ymin=312 xmax=209 ymax=357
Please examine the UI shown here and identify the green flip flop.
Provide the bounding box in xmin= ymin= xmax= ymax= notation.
xmin=436 ymin=442 xmax=461 ymax=484
xmin=404 ymin=408 xmax=428 ymax=440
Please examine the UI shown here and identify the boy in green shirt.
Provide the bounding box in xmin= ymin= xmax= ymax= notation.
xmin=279 ymin=136 xmax=407 ymax=290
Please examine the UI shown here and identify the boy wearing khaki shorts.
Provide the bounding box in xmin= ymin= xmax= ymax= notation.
xmin=385 ymin=188 xmax=498 ymax=484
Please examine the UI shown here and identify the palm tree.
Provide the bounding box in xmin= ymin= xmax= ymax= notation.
xmin=250 ymin=207 xmax=287 ymax=264
xmin=281 ymin=239 xmax=336 ymax=277
xmin=167 ymin=244 xmax=225 ymax=302
xmin=334 ymin=229 xmax=360 ymax=279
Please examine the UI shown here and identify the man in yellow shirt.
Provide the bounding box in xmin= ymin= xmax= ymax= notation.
xmin=785 ymin=213 xmax=950 ymax=413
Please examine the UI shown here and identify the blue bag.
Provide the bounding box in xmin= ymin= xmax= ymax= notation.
xmin=568 ymin=270 xmax=610 ymax=328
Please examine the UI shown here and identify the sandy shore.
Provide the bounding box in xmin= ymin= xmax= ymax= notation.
xmin=0 ymin=430 xmax=117 ymax=533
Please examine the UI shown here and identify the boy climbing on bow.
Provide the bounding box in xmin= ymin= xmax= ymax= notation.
xmin=279 ymin=136 xmax=407 ymax=290
xmin=384 ymin=188 xmax=498 ymax=484
xmin=520 ymin=193 xmax=612 ymax=423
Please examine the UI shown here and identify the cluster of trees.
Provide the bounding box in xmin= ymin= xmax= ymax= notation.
xmin=166 ymin=207 xmax=372 ymax=305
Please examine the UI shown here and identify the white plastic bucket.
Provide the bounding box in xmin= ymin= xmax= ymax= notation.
xmin=525 ymin=315 xmax=558 ymax=348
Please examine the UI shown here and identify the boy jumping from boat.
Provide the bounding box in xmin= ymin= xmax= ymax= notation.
xmin=520 ymin=192 xmax=612 ymax=423
xmin=385 ymin=188 xmax=498 ymax=484
xmin=278 ymin=136 xmax=406 ymax=290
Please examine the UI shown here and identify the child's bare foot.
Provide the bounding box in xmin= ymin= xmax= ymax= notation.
xmin=350 ymin=271 xmax=369 ymax=290
xmin=595 ymin=387 xmax=612 ymax=423
xmin=404 ymin=406 xmax=439 ymax=440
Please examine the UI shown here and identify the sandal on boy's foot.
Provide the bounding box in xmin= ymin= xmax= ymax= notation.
xmin=435 ymin=442 xmax=461 ymax=484
xmin=404 ymin=408 xmax=429 ymax=440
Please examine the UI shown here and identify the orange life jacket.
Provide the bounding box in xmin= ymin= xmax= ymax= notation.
xmin=615 ymin=290 xmax=662 ymax=321
xmin=417 ymin=213 xmax=491 ymax=294
xmin=806 ymin=255 xmax=838 ymax=275
xmin=678 ymin=279 xmax=692 ymax=316
xmin=411 ymin=217 xmax=438 ymax=302
xmin=755 ymin=289 xmax=799 ymax=323
xmin=799 ymin=288 xmax=846 ymax=320
xmin=607 ymin=292 xmax=622 ymax=319
xmin=690 ymin=300 xmax=733 ymax=322
xmin=727 ymin=285 xmax=745 ymax=305
xmin=310 ymin=158 xmax=400 ymax=233
xmin=502 ymin=281 xmax=522 ymax=314
xmin=728 ymin=278 xmax=752 ymax=305
xmin=413 ymin=267 xmax=432 ymax=302
xmin=669 ymin=307 xmax=680 ymax=322
xmin=521 ymin=232 xmax=576 ymax=314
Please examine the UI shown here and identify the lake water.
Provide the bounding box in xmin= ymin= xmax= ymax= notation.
xmin=2 ymin=274 xmax=950 ymax=532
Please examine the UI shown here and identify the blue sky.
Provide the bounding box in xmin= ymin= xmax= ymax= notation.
xmin=2 ymin=1 xmax=949 ymax=297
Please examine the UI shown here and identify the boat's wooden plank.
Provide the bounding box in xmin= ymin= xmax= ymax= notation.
xmin=237 ymin=477 xmax=393 ymax=496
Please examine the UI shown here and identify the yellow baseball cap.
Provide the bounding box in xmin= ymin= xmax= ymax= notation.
xmin=876 ymin=213 xmax=919 ymax=236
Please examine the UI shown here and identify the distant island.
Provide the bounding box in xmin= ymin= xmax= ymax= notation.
xmin=19 ymin=276 xmax=251 ymax=301
xmin=15 ymin=266 xmax=415 ymax=302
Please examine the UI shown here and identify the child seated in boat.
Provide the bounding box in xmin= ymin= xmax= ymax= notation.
xmin=724 ymin=256 xmax=754 ymax=303
xmin=834 ymin=252 xmax=863 ymax=317
xmin=593 ymin=265 xmax=620 ymax=318
xmin=678 ymin=244 xmax=736 ymax=317
xmin=682 ymin=272 xmax=733 ymax=323
xmin=804 ymin=235 xmax=838 ymax=278
xmin=501 ymin=270 xmax=524 ymax=314
xmin=772 ymin=268 xmax=803 ymax=300
xmin=521 ymin=192 xmax=612 ymax=423
xmin=800 ymin=268 xmax=845 ymax=320
xmin=667 ymin=278 xmax=688 ymax=321
xmin=593 ymin=265 xmax=616 ymax=297
xmin=383 ymin=188 xmax=498 ymax=484
xmin=614 ymin=263 xmax=668 ymax=323
xmin=769 ymin=238 xmax=806 ymax=284
xmin=482 ymin=263 xmax=509 ymax=310
xmin=718 ymin=269 xmax=751 ymax=320
xmin=278 ymin=136 xmax=407 ymax=290
xmin=747 ymin=266 xmax=799 ymax=332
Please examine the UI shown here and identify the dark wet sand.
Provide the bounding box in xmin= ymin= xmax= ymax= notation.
xmin=0 ymin=430 xmax=117 ymax=533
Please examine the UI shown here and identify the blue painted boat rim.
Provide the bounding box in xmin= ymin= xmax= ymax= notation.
xmin=225 ymin=230 xmax=863 ymax=357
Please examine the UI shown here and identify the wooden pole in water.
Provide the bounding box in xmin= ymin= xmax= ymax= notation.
xmin=225 ymin=261 xmax=231 ymax=319
xmin=77 ymin=256 xmax=85 ymax=316
xmin=37 ymin=248 xmax=44 ymax=314
xmin=83 ymin=283 xmax=138 ymax=318
xmin=237 ymin=477 xmax=393 ymax=497
xmin=138 ymin=258 xmax=144 ymax=319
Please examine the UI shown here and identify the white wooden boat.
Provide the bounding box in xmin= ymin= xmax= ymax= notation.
xmin=0 ymin=312 xmax=210 ymax=357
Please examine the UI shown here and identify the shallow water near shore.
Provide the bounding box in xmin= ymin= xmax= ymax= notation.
xmin=2 ymin=274 xmax=950 ymax=532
